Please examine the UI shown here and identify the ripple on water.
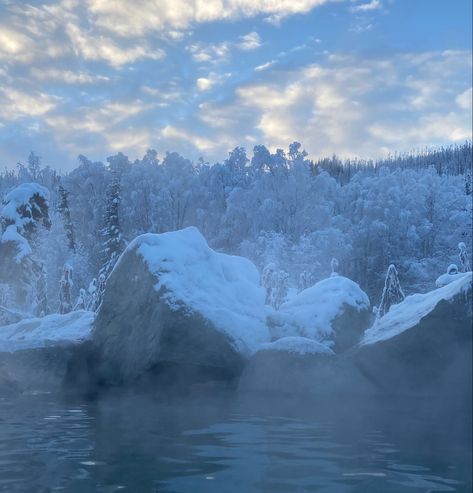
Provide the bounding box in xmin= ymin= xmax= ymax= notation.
xmin=0 ymin=393 xmax=470 ymax=493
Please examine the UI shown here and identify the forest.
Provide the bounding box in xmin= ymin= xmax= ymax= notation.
xmin=0 ymin=141 xmax=471 ymax=320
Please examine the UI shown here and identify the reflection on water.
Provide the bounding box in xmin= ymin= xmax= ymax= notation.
xmin=0 ymin=390 xmax=471 ymax=493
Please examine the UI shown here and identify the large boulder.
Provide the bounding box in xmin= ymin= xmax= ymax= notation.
xmin=268 ymin=276 xmax=371 ymax=353
xmin=0 ymin=310 xmax=94 ymax=395
xmin=238 ymin=336 xmax=373 ymax=396
xmin=353 ymin=273 xmax=472 ymax=397
xmin=89 ymin=227 xmax=269 ymax=386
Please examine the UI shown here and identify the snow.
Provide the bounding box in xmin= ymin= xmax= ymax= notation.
xmin=126 ymin=226 xmax=270 ymax=355
xmin=260 ymin=336 xmax=334 ymax=356
xmin=270 ymin=276 xmax=370 ymax=343
xmin=362 ymin=272 xmax=472 ymax=345
xmin=1 ymin=224 xmax=32 ymax=262
xmin=0 ymin=310 xmax=94 ymax=352
xmin=1 ymin=182 xmax=49 ymax=228
xmin=435 ymin=271 xmax=469 ymax=288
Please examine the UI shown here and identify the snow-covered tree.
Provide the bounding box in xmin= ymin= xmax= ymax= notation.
xmin=86 ymin=278 xmax=98 ymax=311
xmin=59 ymin=263 xmax=73 ymax=314
xmin=73 ymin=288 xmax=86 ymax=311
xmin=0 ymin=183 xmax=51 ymax=313
xmin=330 ymin=258 xmax=339 ymax=277
xmin=99 ymin=176 xmax=125 ymax=280
xmin=458 ymin=242 xmax=471 ymax=272
xmin=298 ymin=270 xmax=313 ymax=292
xmin=377 ymin=264 xmax=405 ymax=318
xmin=262 ymin=263 xmax=277 ymax=305
xmin=57 ymin=184 xmax=75 ymax=252
xmin=94 ymin=274 xmax=106 ymax=312
xmin=272 ymin=270 xmax=289 ymax=310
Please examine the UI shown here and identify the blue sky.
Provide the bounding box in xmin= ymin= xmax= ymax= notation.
xmin=0 ymin=0 xmax=471 ymax=170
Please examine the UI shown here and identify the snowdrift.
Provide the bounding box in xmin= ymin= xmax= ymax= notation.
xmin=90 ymin=227 xmax=270 ymax=384
xmin=269 ymin=276 xmax=371 ymax=352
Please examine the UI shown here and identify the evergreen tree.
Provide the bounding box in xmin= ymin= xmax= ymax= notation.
xmin=458 ymin=242 xmax=471 ymax=272
xmin=57 ymin=184 xmax=76 ymax=252
xmin=262 ymin=263 xmax=277 ymax=305
xmin=298 ymin=270 xmax=313 ymax=292
xmin=58 ymin=263 xmax=73 ymax=314
xmin=73 ymin=288 xmax=86 ymax=311
xmin=99 ymin=175 xmax=125 ymax=280
xmin=377 ymin=264 xmax=405 ymax=318
xmin=272 ymin=270 xmax=289 ymax=310
xmin=94 ymin=274 xmax=106 ymax=312
xmin=330 ymin=258 xmax=339 ymax=277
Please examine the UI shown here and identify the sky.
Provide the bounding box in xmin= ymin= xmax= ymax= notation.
xmin=0 ymin=0 xmax=471 ymax=170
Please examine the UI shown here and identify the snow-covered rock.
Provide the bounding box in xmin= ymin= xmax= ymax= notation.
xmin=268 ymin=276 xmax=371 ymax=352
xmin=0 ymin=310 xmax=94 ymax=353
xmin=353 ymin=273 xmax=472 ymax=396
xmin=362 ymin=272 xmax=472 ymax=345
xmin=0 ymin=311 xmax=94 ymax=395
xmin=238 ymin=336 xmax=374 ymax=396
xmin=435 ymin=270 xmax=469 ymax=288
xmin=90 ymin=227 xmax=270 ymax=385
xmin=260 ymin=336 xmax=334 ymax=356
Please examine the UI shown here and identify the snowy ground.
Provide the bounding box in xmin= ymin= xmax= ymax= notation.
xmin=0 ymin=310 xmax=94 ymax=352
xmin=362 ymin=272 xmax=471 ymax=345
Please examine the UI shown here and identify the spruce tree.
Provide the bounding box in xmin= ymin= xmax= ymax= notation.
xmin=458 ymin=242 xmax=471 ymax=272
xmin=99 ymin=175 xmax=125 ymax=280
xmin=58 ymin=263 xmax=73 ymax=314
xmin=377 ymin=264 xmax=405 ymax=318
xmin=57 ymin=184 xmax=76 ymax=252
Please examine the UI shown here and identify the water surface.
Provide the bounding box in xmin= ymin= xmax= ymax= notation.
xmin=0 ymin=390 xmax=470 ymax=492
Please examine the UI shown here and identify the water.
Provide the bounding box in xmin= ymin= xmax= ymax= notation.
xmin=0 ymin=389 xmax=471 ymax=493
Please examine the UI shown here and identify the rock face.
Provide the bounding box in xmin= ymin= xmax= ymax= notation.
xmin=353 ymin=273 xmax=472 ymax=397
xmin=238 ymin=336 xmax=373 ymax=396
xmin=0 ymin=311 xmax=94 ymax=395
xmin=89 ymin=228 xmax=269 ymax=386
xmin=268 ymin=276 xmax=371 ymax=353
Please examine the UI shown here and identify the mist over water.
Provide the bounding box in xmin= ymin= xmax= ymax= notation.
xmin=0 ymin=389 xmax=470 ymax=493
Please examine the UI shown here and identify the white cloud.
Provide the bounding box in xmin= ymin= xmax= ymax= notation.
xmin=30 ymin=68 xmax=110 ymax=84
xmin=255 ymin=60 xmax=277 ymax=72
xmin=161 ymin=125 xmax=216 ymax=151
xmin=66 ymin=23 xmax=165 ymax=67
xmin=238 ymin=32 xmax=262 ymax=51
xmin=196 ymin=77 xmax=215 ymax=91
xmin=0 ymin=87 xmax=59 ymax=121
xmin=0 ymin=25 xmax=34 ymax=62
xmin=198 ymin=50 xmax=472 ymax=159
xmin=455 ymin=87 xmax=472 ymax=110
xmin=187 ymin=42 xmax=230 ymax=63
xmin=85 ymin=0 xmax=332 ymax=37
xmin=350 ymin=0 xmax=382 ymax=13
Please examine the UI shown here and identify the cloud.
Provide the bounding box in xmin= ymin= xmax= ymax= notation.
xmin=238 ymin=32 xmax=262 ymax=51
xmin=187 ymin=42 xmax=230 ymax=63
xmin=0 ymin=87 xmax=59 ymax=121
xmin=30 ymin=68 xmax=110 ymax=84
xmin=255 ymin=60 xmax=277 ymax=72
xmin=455 ymin=87 xmax=472 ymax=110
xmin=196 ymin=77 xmax=215 ymax=91
xmin=84 ymin=0 xmax=332 ymax=37
xmin=198 ymin=50 xmax=472 ymax=159
xmin=350 ymin=0 xmax=382 ymax=13
xmin=65 ymin=23 xmax=165 ymax=67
